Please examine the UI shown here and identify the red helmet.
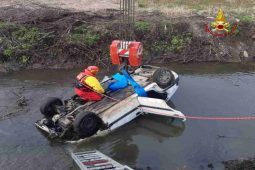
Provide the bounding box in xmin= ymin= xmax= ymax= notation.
xmin=84 ymin=66 xmax=99 ymax=76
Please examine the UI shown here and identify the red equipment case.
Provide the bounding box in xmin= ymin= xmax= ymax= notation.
xmin=110 ymin=40 xmax=143 ymax=67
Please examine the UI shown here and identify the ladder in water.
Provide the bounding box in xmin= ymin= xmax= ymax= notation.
xmin=71 ymin=150 xmax=133 ymax=170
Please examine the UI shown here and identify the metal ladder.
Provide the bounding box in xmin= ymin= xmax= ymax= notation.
xmin=71 ymin=150 xmax=133 ymax=170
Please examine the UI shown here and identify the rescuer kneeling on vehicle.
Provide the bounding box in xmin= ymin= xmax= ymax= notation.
xmin=74 ymin=66 xmax=105 ymax=102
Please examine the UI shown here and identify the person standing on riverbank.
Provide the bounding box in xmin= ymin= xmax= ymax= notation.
xmin=74 ymin=66 xmax=105 ymax=102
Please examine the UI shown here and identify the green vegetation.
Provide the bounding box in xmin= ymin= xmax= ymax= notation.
xmin=170 ymin=35 xmax=185 ymax=51
xmin=84 ymin=32 xmax=100 ymax=46
xmin=70 ymin=25 xmax=101 ymax=46
xmin=1 ymin=9 xmax=252 ymax=71
xmin=12 ymin=27 xmax=40 ymax=45
xmin=3 ymin=48 xmax=14 ymax=58
xmin=137 ymin=21 xmax=192 ymax=56
xmin=20 ymin=55 xmax=30 ymax=64
xmin=0 ymin=22 xmax=44 ymax=65
xmin=150 ymin=33 xmax=192 ymax=55
xmin=135 ymin=21 xmax=151 ymax=33
xmin=238 ymin=14 xmax=254 ymax=23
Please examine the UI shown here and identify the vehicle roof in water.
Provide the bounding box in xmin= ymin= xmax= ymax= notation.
xmin=86 ymin=74 xmax=150 ymax=114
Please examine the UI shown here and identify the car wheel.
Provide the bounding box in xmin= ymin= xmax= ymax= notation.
xmin=40 ymin=97 xmax=63 ymax=118
xmin=152 ymin=68 xmax=175 ymax=89
xmin=73 ymin=111 xmax=102 ymax=138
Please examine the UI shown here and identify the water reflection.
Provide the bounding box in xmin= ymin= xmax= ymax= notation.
xmin=75 ymin=115 xmax=185 ymax=168
xmin=137 ymin=115 xmax=185 ymax=140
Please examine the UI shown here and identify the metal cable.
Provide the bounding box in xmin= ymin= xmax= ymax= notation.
xmin=119 ymin=0 xmax=122 ymax=44
xmin=119 ymin=0 xmax=135 ymax=43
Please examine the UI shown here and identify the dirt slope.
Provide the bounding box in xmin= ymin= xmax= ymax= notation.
xmin=0 ymin=1 xmax=254 ymax=72
xmin=0 ymin=0 xmax=119 ymax=11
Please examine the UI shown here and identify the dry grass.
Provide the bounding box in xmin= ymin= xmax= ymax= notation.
xmin=137 ymin=0 xmax=255 ymax=18
xmin=138 ymin=0 xmax=255 ymax=7
xmin=0 ymin=0 xmax=120 ymax=11
xmin=0 ymin=0 xmax=254 ymax=19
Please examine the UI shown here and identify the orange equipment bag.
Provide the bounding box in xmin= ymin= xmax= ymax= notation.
xmin=110 ymin=40 xmax=143 ymax=67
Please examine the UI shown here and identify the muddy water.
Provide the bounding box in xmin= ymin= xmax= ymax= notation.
xmin=0 ymin=63 xmax=255 ymax=170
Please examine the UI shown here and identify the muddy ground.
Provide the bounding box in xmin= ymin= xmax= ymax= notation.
xmin=0 ymin=3 xmax=254 ymax=72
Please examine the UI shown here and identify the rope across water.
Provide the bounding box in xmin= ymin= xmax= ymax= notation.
xmin=82 ymin=79 xmax=255 ymax=121
xmin=180 ymin=115 xmax=255 ymax=121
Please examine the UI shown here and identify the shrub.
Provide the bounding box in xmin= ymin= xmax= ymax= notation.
xmin=70 ymin=25 xmax=100 ymax=46
xmin=135 ymin=21 xmax=151 ymax=33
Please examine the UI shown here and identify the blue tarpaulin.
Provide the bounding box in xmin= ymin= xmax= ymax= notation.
xmin=108 ymin=73 xmax=128 ymax=91
xmin=121 ymin=69 xmax=147 ymax=97
xmin=107 ymin=69 xmax=147 ymax=97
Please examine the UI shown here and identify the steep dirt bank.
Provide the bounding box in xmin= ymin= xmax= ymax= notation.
xmin=0 ymin=4 xmax=254 ymax=72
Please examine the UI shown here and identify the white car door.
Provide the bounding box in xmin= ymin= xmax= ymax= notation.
xmin=137 ymin=97 xmax=186 ymax=121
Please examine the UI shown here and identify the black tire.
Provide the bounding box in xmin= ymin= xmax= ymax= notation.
xmin=152 ymin=68 xmax=175 ymax=89
xmin=73 ymin=111 xmax=102 ymax=138
xmin=40 ymin=97 xmax=63 ymax=118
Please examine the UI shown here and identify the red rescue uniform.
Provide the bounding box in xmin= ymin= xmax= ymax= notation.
xmin=74 ymin=69 xmax=105 ymax=102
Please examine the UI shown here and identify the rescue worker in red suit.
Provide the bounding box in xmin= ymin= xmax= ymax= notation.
xmin=74 ymin=66 xmax=105 ymax=102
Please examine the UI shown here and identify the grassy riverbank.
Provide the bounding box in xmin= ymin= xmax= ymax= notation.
xmin=0 ymin=1 xmax=254 ymax=72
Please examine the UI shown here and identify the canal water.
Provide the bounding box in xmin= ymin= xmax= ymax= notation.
xmin=0 ymin=63 xmax=255 ymax=170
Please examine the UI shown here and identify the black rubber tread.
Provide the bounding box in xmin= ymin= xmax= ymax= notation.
xmin=73 ymin=111 xmax=102 ymax=138
xmin=152 ymin=68 xmax=175 ymax=89
xmin=40 ymin=97 xmax=63 ymax=118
